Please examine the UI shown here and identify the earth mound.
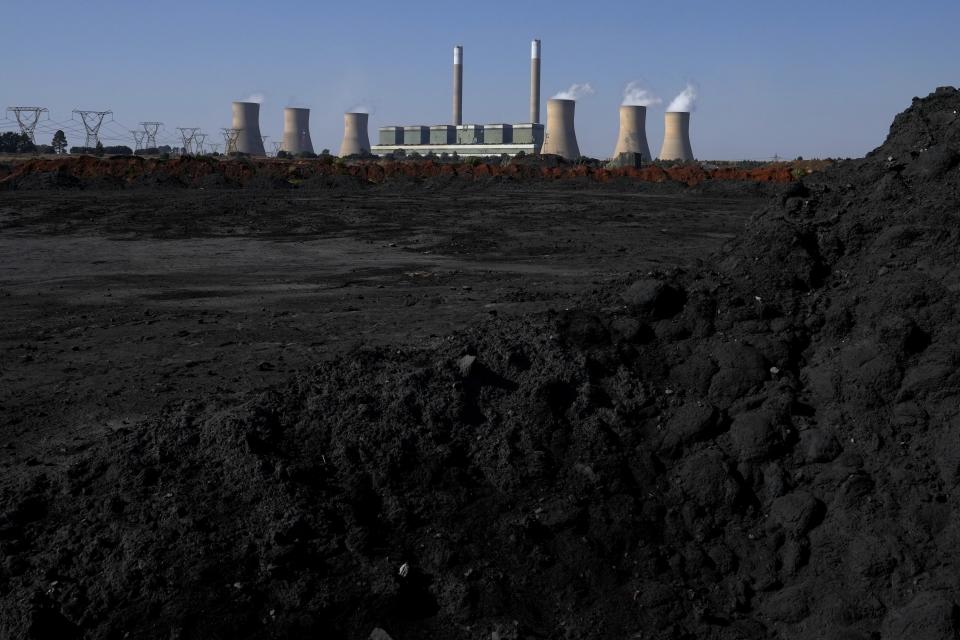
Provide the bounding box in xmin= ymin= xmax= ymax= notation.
xmin=2 ymin=88 xmax=960 ymax=639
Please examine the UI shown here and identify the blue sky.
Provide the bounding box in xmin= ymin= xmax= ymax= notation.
xmin=2 ymin=0 xmax=958 ymax=159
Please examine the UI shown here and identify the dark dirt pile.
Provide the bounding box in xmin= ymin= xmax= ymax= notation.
xmin=0 ymin=155 xmax=803 ymax=191
xmin=2 ymin=87 xmax=960 ymax=639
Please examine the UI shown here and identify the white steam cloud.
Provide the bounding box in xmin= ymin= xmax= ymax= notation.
xmin=240 ymin=92 xmax=265 ymax=104
xmin=552 ymin=83 xmax=595 ymax=101
xmin=347 ymin=104 xmax=375 ymax=115
xmin=667 ymin=83 xmax=698 ymax=112
xmin=622 ymin=82 xmax=661 ymax=107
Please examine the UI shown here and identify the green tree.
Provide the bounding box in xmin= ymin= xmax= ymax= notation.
xmin=52 ymin=130 xmax=67 ymax=155
xmin=94 ymin=140 xmax=104 ymax=157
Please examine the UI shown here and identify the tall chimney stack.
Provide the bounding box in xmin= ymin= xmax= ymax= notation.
xmin=540 ymin=98 xmax=580 ymax=160
xmin=530 ymin=39 xmax=541 ymax=124
xmin=453 ymin=45 xmax=463 ymax=125
xmin=612 ymin=105 xmax=652 ymax=161
xmin=658 ymin=111 xmax=694 ymax=162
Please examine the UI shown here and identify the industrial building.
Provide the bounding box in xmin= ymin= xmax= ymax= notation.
xmin=371 ymin=41 xmax=545 ymax=158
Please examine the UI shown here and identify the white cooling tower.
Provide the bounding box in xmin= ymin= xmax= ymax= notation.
xmin=612 ymin=105 xmax=652 ymax=162
xmin=540 ymin=98 xmax=579 ymax=160
xmin=231 ymin=101 xmax=265 ymax=156
xmin=339 ymin=112 xmax=371 ymax=157
xmin=658 ymin=111 xmax=694 ymax=162
xmin=281 ymin=107 xmax=313 ymax=155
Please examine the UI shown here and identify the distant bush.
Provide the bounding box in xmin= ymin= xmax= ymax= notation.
xmin=0 ymin=132 xmax=36 ymax=153
xmin=276 ymin=150 xmax=291 ymax=159
xmin=70 ymin=145 xmax=132 ymax=156
xmin=296 ymin=151 xmax=318 ymax=159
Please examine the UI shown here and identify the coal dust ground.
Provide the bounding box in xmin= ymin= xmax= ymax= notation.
xmin=0 ymin=183 xmax=761 ymax=639
xmin=4 ymin=87 xmax=960 ymax=640
xmin=0 ymin=186 xmax=753 ymax=465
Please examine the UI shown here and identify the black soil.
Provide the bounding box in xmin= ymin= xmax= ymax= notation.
xmin=2 ymin=88 xmax=960 ymax=640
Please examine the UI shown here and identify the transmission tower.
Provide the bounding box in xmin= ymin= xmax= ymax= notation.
xmin=209 ymin=143 xmax=221 ymax=155
xmin=221 ymin=128 xmax=240 ymax=155
xmin=73 ymin=110 xmax=113 ymax=148
xmin=130 ymin=130 xmax=146 ymax=152
xmin=271 ymin=141 xmax=281 ymax=156
xmin=194 ymin=132 xmax=207 ymax=155
xmin=140 ymin=122 xmax=162 ymax=149
xmin=177 ymin=127 xmax=200 ymax=155
xmin=6 ymin=107 xmax=48 ymax=143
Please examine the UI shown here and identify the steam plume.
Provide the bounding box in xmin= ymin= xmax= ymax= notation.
xmin=347 ymin=104 xmax=375 ymax=115
xmin=667 ymin=84 xmax=698 ymax=112
xmin=622 ymin=82 xmax=661 ymax=107
xmin=552 ymin=83 xmax=594 ymax=101
xmin=239 ymin=92 xmax=265 ymax=104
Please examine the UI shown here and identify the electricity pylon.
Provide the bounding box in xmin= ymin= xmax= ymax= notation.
xmin=140 ymin=122 xmax=162 ymax=149
xmin=221 ymin=128 xmax=240 ymax=155
xmin=131 ymin=130 xmax=146 ymax=152
xmin=177 ymin=127 xmax=200 ymax=155
xmin=6 ymin=107 xmax=48 ymax=143
xmin=194 ymin=132 xmax=207 ymax=155
xmin=73 ymin=110 xmax=113 ymax=148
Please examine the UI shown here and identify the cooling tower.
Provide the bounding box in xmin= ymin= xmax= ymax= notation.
xmin=658 ymin=111 xmax=694 ymax=162
xmin=612 ymin=105 xmax=652 ymax=161
xmin=231 ymin=101 xmax=265 ymax=156
xmin=530 ymin=39 xmax=541 ymax=124
xmin=281 ymin=107 xmax=313 ymax=155
xmin=453 ymin=45 xmax=463 ymax=125
xmin=540 ymin=98 xmax=579 ymax=160
xmin=339 ymin=112 xmax=371 ymax=157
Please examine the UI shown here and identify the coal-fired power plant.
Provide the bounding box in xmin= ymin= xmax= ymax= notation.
xmin=231 ymin=101 xmax=265 ymax=156
xmin=530 ymin=39 xmax=541 ymax=124
xmin=370 ymin=39 xmax=543 ymax=157
xmin=453 ymin=46 xmax=463 ymax=126
xmin=613 ymin=105 xmax=652 ymax=162
xmin=658 ymin=111 xmax=694 ymax=162
xmin=281 ymin=107 xmax=313 ymax=155
xmin=540 ymin=98 xmax=579 ymax=160
xmin=339 ymin=112 xmax=371 ymax=157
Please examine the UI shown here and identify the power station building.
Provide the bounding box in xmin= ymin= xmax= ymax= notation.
xmin=371 ymin=41 xmax=544 ymax=158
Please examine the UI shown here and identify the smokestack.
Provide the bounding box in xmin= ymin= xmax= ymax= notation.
xmin=281 ymin=107 xmax=313 ymax=155
xmin=540 ymin=98 xmax=579 ymax=160
xmin=658 ymin=111 xmax=694 ymax=161
xmin=339 ymin=112 xmax=371 ymax=157
xmin=453 ymin=45 xmax=463 ymax=126
xmin=232 ymin=101 xmax=266 ymax=156
xmin=612 ymin=105 xmax=652 ymax=161
xmin=530 ymin=39 xmax=541 ymax=124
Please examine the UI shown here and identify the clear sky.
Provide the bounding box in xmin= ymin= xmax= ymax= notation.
xmin=2 ymin=0 xmax=958 ymax=159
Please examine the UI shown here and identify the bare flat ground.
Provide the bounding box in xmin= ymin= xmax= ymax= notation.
xmin=0 ymin=184 xmax=759 ymax=474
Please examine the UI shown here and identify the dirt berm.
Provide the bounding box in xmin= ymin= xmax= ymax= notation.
xmin=2 ymin=88 xmax=960 ymax=639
